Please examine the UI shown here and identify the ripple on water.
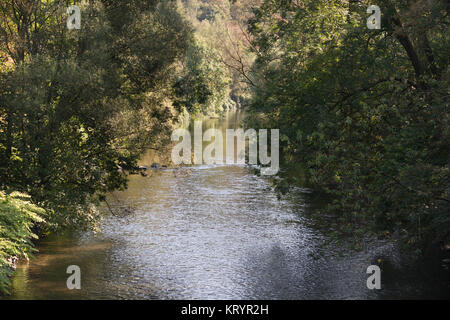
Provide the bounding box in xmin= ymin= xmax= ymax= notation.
xmin=6 ymin=157 xmax=449 ymax=299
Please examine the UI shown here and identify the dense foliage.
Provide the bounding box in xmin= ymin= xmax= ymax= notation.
xmin=0 ymin=0 xmax=191 ymax=230
xmin=173 ymin=36 xmax=234 ymax=115
xmin=246 ymin=0 xmax=449 ymax=253
xmin=0 ymin=192 xmax=45 ymax=294
xmin=174 ymin=0 xmax=239 ymax=115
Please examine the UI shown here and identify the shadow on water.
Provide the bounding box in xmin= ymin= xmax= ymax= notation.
xmin=4 ymin=110 xmax=450 ymax=300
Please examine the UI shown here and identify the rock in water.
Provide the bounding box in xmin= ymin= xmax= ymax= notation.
xmin=151 ymin=163 xmax=161 ymax=169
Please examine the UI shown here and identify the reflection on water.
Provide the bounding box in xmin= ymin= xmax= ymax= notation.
xmin=5 ymin=111 xmax=450 ymax=299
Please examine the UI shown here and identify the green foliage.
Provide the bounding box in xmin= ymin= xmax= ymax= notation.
xmin=173 ymin=37 xmax=233 ymax=115
xmin=0 ymin=191 xmax=45 ymax=295
xmin=0 ymin=0 xmax=191 ymax=231
xmin=173 ymin=0 xmax=261 ymax=114
xmin=247 ymin=0 xmax=449 ymax=253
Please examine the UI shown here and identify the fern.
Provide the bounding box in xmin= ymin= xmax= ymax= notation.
xmin=0 ymin=191 xmax=46 ymax=295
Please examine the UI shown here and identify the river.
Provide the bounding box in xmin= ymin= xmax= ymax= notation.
xmin=5 ymin=111 xmax=450 ymax=299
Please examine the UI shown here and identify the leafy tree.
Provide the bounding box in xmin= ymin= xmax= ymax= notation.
xmin=246 ymin=0 xmax=449 ymax=254
xmin=0 ymin=0 xmax=191 ymax=230
xmin=173 ymin=36 xmax=233 ymax=115
xmin=174 ymin=0 xmax=263 ymax=113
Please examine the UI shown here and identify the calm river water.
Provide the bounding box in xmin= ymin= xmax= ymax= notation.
xmin=5 ymin=111 xmax=450 ymax=299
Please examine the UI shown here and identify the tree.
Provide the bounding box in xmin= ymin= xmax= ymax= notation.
xmin=173 ymin=36 xmax=233 ymax=115
xmin=0 ymin=0 xmax=191 ymax=230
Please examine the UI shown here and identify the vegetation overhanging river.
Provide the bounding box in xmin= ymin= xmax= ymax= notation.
xmin=4 ymin=112 xmax=450 ymax=299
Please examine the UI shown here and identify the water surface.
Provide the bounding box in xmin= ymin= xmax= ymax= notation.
xmin=6 ymin=111 xmax=450 ymax=299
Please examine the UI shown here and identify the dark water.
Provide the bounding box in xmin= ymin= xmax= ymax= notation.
xmin=5 ymin=111 xmax=450 ymax=299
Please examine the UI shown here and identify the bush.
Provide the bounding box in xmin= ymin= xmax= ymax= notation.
xmin=0 ymin=191 xmax=45 ymax=295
